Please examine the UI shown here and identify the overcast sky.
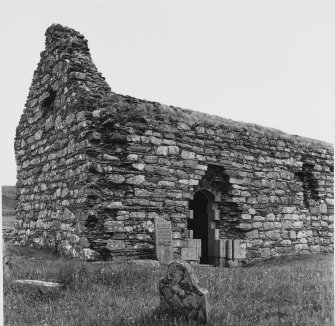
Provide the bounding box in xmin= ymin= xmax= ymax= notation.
xmin=0 ymin=0 xmax=334 ymax=186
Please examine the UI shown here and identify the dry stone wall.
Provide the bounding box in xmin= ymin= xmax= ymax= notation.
xmin=14 ymin=24 xmax=111 ymax=259
xmin=14 ymin=24 xmax=334 ymax=263
xmin=85 ymin=96 xmax=333 ymax=261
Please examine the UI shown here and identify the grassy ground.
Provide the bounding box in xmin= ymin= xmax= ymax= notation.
xmin=3 ymin=246 xmax=334 ymax=326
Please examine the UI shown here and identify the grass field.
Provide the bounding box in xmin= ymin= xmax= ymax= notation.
xmin=4 ymin=247 xmax=334 ymax=326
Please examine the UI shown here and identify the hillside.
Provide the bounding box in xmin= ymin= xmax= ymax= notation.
xmin=2 ymin=185 xmax=17 ymax=216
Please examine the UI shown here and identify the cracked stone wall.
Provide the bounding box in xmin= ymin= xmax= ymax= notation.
xmin=14 ymin=24 xmax=334 ymax=262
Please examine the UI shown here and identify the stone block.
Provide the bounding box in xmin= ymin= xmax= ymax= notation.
xmin=213 ymin=239 xmax=226 ymax=257
xmin=253 ymin=222 xmax=263 ymax=228
xmin=62 ymin=207 xmax=76 ymax=221
xmin=260 ymin=247 xmax=271 ymax=257
xmin=181 ymin=150 xmax=195 ymax=159
xmin=181 ymin=248 xmax=189 ymax=260
xmin=142 ymin=220 xmax=154 ymax=232
xmin=106 ymin=240 xmax=126 ymax=250
xmin=296 ymin=230 xmax=307 ymax=239
xmin=319 ymin=203 xmax=328 ymax=214
xmin=283 ymin=207 xmax=296 ymax=214
xmin=104 ymin=202 xmax=122 ymax=209
xmin=159 ymin=260 xmax=209 ymax=324
xmin=226 ymin=259 xmax=239 ymax=268
xmin=80 ymin=248 xmax=100 ymax=261
xmin=293 ymin=221 xmax=303 ymax=228
xmin=156 ymin=146 xmax=168 ymax=156
xmin=226 ymin=239 xmax=233 ymax=259
xmin=132 ymin=163 xmax=145 ymax=171
xmin=104 ymin=221 xmax=124 ymax=232
xmin=168 ymin=146 xmax=179 ymax=155
xmin=181 ymin=247 xmax=198 ymax=261
xmin=254 ymin=215 xmax=265 ymax=221
xmin=126 ymin=175 xmax=145 ymax=185
xmin=239 ymin=223 xmax=252 ymax=229
xmin=103 ymin=154 xmax=119 ymax=161
xmin=248 ymin=208 xmax=256 ymax=215
xmin=233 ymin=240 xmax=246 ymax=259
xmin=266 ymin=213 xmax=276 ymax=221
xmin=295 ymin=243 xmax=308 ymax=251
xmin=134 ymin=188 xmax=151 ymax=197
xmin=245 ymin=229 xmax=258 ymax=239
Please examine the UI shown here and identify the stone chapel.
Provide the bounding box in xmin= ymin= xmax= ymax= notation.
xmin=14 ymin=24 xmax=334 ymax=265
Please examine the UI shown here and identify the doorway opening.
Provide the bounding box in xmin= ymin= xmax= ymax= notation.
xmin=188 ymin=190 xmax=213 ymax=264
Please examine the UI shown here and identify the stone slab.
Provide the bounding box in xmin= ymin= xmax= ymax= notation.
xmin=226 ymin=239 xmax=233 ymax=259
xmin=154 ymin=217 xmax=173 ymax=264
xmin=159 ymin=260 xmax=209 ymax=324
xmin=213 ymin=239 xmax=226 ymax=258
xmin=12 ymin=279 xmax=64 ymax=289
xmin=181 ymin=247 xmax=198 ymax=261
xmin=233 ymin=239 xmax=246 ymax=259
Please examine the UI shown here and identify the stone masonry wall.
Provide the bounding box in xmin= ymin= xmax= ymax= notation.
xmin=14 ymin=24 xmax=334 ymax=262
xmin=14 ymin=24 xmax=111 ymax=259
xmin=82 ymin=93 xmax=334 ymax=261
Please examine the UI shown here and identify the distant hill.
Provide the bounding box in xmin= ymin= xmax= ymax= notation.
xmin=2 ymin=185 xmax=17 ymax=216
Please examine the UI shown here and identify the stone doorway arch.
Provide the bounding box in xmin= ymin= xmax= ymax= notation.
xmin=188 ymin=189 xmax=220 ymax=264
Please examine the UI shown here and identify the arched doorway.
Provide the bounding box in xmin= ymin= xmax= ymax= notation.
xmin=188 ymin=190 xmax=214 ymax=264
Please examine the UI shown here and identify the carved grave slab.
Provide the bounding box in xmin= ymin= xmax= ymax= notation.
xmin=154 ymin=217 xmax=173 ymax=264
xmin=159 ymin=260 xmax=209 ymax=324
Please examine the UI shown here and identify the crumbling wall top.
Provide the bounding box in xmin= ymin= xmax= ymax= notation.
xmin=44 ymin=24 xmax=88 ymax=52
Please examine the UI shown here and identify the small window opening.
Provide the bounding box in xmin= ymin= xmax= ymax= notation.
xmin=330 ymin=166 xmax=334 ymax=173
xmin=42 ymin=89 xmax=57 ymax=110
xmin=295 ymin=163 xmax=319 ymax=207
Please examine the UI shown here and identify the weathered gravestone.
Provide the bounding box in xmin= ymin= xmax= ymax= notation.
xmin=159 ymin=260 xmax=209 ymax=324
xmin=154 ymin=217 xmax=173 ymax=264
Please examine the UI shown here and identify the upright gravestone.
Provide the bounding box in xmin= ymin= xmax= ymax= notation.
xmin=154 ymin=217 xmax=174 ymax=264
xmin=159 ymin=260 xmax=209 ymax=324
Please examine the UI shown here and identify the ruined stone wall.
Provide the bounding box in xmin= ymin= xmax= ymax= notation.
xmin=85 ymin=95 xmax=334 ymax=261
xmin=15 ymin=24 xmax=334 ymax=262
xmin=14 ymin=25 xmax=111 ymax=259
